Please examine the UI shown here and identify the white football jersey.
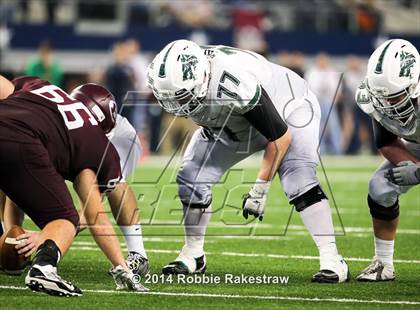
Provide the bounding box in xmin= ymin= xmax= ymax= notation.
xmin=107 ymin=115 xmax=141 ymax=181
xmin=189 ymin=45 xmax=309 ymax=142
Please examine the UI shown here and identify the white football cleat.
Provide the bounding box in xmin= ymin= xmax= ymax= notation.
xmin=162 ymin=248 xmax=206 ymax=275
xmin=357 ymin=257 xmax=395 ymax=282
xmin=109 ymin=265 xmax=149 ymax=292
xmin=312 ymin=254 xmax=350 ymax=283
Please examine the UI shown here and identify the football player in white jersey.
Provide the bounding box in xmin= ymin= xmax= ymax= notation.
xmin=355 ymin=39 xmax=420 ymax=281
xmin=0 ymin=89 xmax=149 ymax=278
xmin=147 ymin=40 xmax=349 ymax=283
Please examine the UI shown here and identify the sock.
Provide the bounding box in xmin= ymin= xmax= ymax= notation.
xmin=374 ymin=237 xmax=394 ymax=266
xmin=299 ymin=199 xmax=338 ymax=258
xmin=182 ymin=205 xmax=212 ymax=257
xmin=120 ymin=224 xmax=147 ymax=259
xmin=32 ymin=239 xmax=61 ymax=267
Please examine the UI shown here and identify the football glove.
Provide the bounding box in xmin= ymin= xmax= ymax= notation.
xmin=385 ymin=161 xmax=420 ymax=186
xmin=242 ymin=179 xmax=271 ymax=221
xmin=109 ymin=265 xmax=149 ymax=292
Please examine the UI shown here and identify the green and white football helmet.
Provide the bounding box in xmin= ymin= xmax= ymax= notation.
xmin=147 ymin=40 xmax=210 ymax=116
xmin=366 ymin=39 xmax=420 ymax=127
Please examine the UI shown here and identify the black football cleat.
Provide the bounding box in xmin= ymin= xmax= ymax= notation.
xmin=162 ymin=254 xmax=206 ymax=275
xmin=25 ymin=264 xmax=82 ymax=297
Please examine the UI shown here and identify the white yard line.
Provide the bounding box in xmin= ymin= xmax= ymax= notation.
xmin=70 ymin=246 xmax=420 ymax=264
xmin=0 ymin=285 xmax=419 ymax=305
xmin=140 ymin=222 xmax=420 ymax=235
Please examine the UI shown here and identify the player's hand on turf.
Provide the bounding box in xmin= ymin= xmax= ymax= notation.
xmin=385 ymin=161 xmax=420 ymax=186
xmin=242 ymin=180 xmax=271 ymax=221
xmin=15 ymin=230 xmax=39 ymax=257
xmin=109 ymin=265 xmax=149 ymax=292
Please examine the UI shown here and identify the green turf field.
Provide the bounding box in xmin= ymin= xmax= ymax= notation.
xmin=1 ymin=156 xmax=419 ymax=309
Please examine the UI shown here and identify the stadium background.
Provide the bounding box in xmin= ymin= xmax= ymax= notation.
xmin=0 ymin=1 xmax=419 ymax=309
xmin=1 ymin=0 xmax=419 ymax=157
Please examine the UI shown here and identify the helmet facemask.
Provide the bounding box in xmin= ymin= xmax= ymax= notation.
xmin=368 ymin=83 xmax=418 ymax=128
xmin=151 ymin=70 xmax=209 ymax=117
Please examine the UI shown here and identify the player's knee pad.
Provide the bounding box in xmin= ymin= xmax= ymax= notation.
xmin=368 ymin=173 xmax=399 ymax=207
xmin=176 ymin=173 xmax=212 ymax=209
xmin=289 ymin=185 xmax=328 ymax=212
xmin=367 ymin=195 xmax=399 ymax=221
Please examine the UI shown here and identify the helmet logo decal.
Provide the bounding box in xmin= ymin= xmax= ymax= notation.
xmin=180 ymin=54 xmax=198 ymax=81
xmin=374 ymin=40 xmax=393 ymax=74
xmin=159 ymin=43 xmax=175 ymax=78
xmin=399 ymin=51 xmax=416 ymax=77
xmin=109 ymin=100 xmax=117 ymax=122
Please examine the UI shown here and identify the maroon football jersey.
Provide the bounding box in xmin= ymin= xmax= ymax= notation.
xmin=0 ymin=76 xmax=121 ymax=191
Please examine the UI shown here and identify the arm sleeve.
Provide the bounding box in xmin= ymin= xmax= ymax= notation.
xmin=243 ymin=87 xmax=288 ymax=141
xmin=372 ymin=119 xmax=398 ymax=149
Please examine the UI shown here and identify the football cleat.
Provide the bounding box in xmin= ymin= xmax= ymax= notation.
xmin=312 ymin=254 xmax=350 ymax=283
xmin=25 ymin=264 xmax=82 ymax=297
xmin=109 ymin=265 xmax=149 ymax=292
xmin=126 ymin=252 xmax=149 ymax=276
xmin=357 ymin=257 xmax=395 ymax=282
xmin=162 ymin=254 xmax=206 ymax=275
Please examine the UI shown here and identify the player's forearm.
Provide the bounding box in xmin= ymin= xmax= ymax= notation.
xmin=108 ymin=182 xmax=139 ymax=226
xmin=380 ymin=139 xmax=419 ymax=165
xmin=74 ymin=169 xmax=126 ymax=268
xmin=257 ymin=129 xmax=292 ymax=181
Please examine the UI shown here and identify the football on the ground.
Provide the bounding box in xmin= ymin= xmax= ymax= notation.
xmin=0 ymin=225 xmax=30 ymax=275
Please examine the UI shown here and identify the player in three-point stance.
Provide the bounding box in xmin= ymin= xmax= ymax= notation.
xmin=1 ymin=85 xmax=149 ymax=277
xmin=0 ymin=75 xmax=147 ymax=295
xmin=355 ymin=39 xmax=420 ymax=281
xmin=147 ymin=40 xmax=349 ymax=283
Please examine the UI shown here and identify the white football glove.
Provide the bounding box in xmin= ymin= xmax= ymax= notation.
xmin=242 ymin=179 xmax=271 ymax=221
xmin=355 ymin=78 xmax=374 ymax=114
xmin=385 ymin=161 xmax=420 ymax=186
xmin=109 ymin=265 xmax=149 ymax=292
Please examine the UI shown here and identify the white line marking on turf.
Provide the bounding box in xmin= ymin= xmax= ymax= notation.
xmin=70 ymin=246 xmax=420 ymax=264
xmin=143 ymin=222 xmax=420 ymax=235
xmin=0 ymin=285 xmax=419 ymax=305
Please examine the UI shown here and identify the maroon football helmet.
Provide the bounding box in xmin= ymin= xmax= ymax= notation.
xmin=70 ymin=83 xmax=117 ymax=134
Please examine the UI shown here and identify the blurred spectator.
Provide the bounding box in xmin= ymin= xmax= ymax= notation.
xmin=125 ymin=38 xmax=157 ymax=156
xmin=86 ymin=68 xmax=104 ymax=85
xmin=277 ymin=51 xmax=306 ymax=78
xmin=355 ymin=0 xmax=382 ymax=33
xmin=104 ymin=42 xmax=135 ymax=122
xmin=289 ymin=51 xmax=306 ymax=78
xmin=343 ymin=56 xmax=375 ymax=154
xmin=25 ymin=40 xmax=63 ymax=87
xmin=45 ymin=0 xmax=59 ymax=23
xmin=306 ymin=53 xmax=343 ymax=155
xmin=167 ymin=0 xmax=215 ymax=28
xmin=232 ymin=2 xmax=267 ymax=54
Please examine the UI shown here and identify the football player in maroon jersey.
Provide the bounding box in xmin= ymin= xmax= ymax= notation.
xmin=1 ymin=82 xmax=149 ymax=278
xmin=0 ymin=75 xmax=147 ymax=296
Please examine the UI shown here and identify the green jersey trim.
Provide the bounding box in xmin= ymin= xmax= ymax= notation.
xmin=242 ymin=84 xmax=262 ymax=113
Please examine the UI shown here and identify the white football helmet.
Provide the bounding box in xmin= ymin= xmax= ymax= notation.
xmin=366 ymin=39 xmax=420 ymax=127
xmin=147 ymin=40 xmax=210 ymax=116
